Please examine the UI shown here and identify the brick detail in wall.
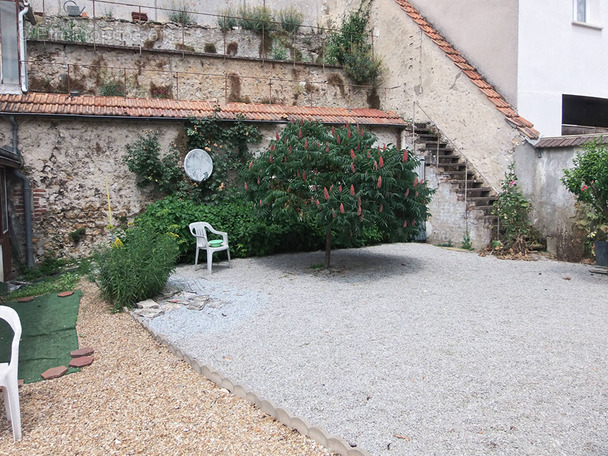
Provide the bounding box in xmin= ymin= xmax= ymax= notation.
xmin=32 ymin=188 xmax=48 ymax=222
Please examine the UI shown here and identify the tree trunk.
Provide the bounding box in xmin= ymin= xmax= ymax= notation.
xmin=324 ymin=226 xmax=332 ymax=269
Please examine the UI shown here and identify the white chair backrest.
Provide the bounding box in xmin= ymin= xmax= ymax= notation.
xmin=189 ymin=222 xmax=210 ymax=246
xmin=0 ymin=306 xmax=21 ymax=367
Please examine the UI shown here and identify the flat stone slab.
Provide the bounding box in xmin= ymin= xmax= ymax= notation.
xmin=69 ymin=356 xmax=94 ymax=368
xmin=71 ymin=347 xmax=94 ymax=358
xmin=58 ymin=291 xmax=74 ymax=297
xmin=136 ymin=299 xmax=159 ymax=309
xmin=41 ymin=366 xmax=68 ymax=380
xmin=17 ymin=296 xmax=34 ymax=302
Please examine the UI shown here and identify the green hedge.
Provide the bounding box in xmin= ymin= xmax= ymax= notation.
xmin=135 ymin=196 xmax=394 ymax=262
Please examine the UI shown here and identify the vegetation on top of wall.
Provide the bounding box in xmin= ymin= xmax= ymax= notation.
xmin=237 ymin=5 xmax=276 ymax=34
xmin=325 ymin=0 xmax=382 ymax=85
xmin=277 ymin=7 xmax=304 ymax=34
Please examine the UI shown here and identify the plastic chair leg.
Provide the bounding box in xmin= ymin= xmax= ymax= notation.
xmin=3 ymin=378 xmax=21 ymax=441
xmin=207 ymin=250 xmax=213 ymax=274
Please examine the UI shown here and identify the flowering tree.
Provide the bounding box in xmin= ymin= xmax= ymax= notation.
xmin=241 ymin=120 xmax=433 ymax=267
xmin=562 ymin=139 xmax=608 ymax=241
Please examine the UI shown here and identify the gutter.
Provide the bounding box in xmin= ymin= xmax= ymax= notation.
xmin=9 ymin=116 xmax=34 ymax=268
xmin=18 ymin=1 xmax=30 ymax=93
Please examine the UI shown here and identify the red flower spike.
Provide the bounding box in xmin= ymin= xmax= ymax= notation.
xmin=379 ymin=204 xmax=383 ymax=213
xmin=339 ymin=185 xmax=343 ymax=192
xmin=326 ymin=145 xmax=330 ymax=153
xmin=373 ymin=160 xmax=378 ymax=170
xmin=316 ymin=199 xmax=320 ymax=207
xmin=249 ymin=161 xmax=253 ymax=170
xmin=415 ymin=191 xmax=419 ymax=197
xmin=269 ymin=155 xmax=273 ymax=163
xmin=276 ymin=132 xmax=280 ymax=140
xmin=332 ymin=209 xmax=336 ymax=218
xmin=324 ymin=187 xmax=330 ymax=200
xmin=299 ymin=129 xmax=303 ymax=139
xmin=357 ymin=206 xmax=362 ymax=216
xmin=270 ymin=144 xmax=275 ymax=152
xmin=244 ymin=182 xmax=248 ymax=190
xmin=403 ymin=220 xmax=408 ymax=228
xmin=360 ymin=128 xmax=365 ymax=137
xmin=383 ymin=144 xmax=386 ymax=152
xmin=347 ymin=128 xmax=351 ymax=138
xmin=340 ymin=203 xmax=345 ymax=214
xmin=351 ymin=162 xmax=356 ymax=173
xmin=259 ymin=199 xmax=263 ymax=206
xmin=402 ymin=150 xmax=408 ymax=162
xmin=336 ymin=134 xmax=341 ymax=145
xmin=367 ymin=152 xmax=371 ymax=158
xmin=303 ymin=171 xmax=307 ymax=181
xmin=330 ymin=185 xmax=334 ymax=191
xmin=358 ymin=196 xmax=362 ymax=206
xmin=297 ymin=170 xmax=301 ymax=178
xmin=257 ymin=177 xmax=260 ymax=185
xmin=405 ymin=188 xmax=410 ymax=198
xmin=304 ymin=138 xmax=308 ymax=149
xmin=377 ymin=176 xmax=382 ymax=188
xmin=351 ymin=149 xmax=355 ymax=159
xmin=332 ymin=126 xmax=335 ymax=135
xmin=289 ymin=146 xmax=292 ymax=154
xmin=357 ymin=142 xmax=361 ymax=150
xmin=379 ymin=156 xmax=384 ymax=168
xmin=350 ymin=184 xmax=355 ymax=196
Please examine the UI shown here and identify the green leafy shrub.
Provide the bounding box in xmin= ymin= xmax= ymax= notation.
xmin=271 ymin=43 xmax=289 ymax=60
xmin=217 ymin=8 xmax=237 ymax=31
xmin=324 ymin=1 xmax=382 ymax=85
xmin=123 ymin=131 xmax=186 ymax=196
xmin=562 ymin=139 xmax=608 ymax=241
xmin=135 ymin=196 xmax=290 ymax=259
xmin=278 ymin=7 xmax=303 ymax=34
xmin=241 ymin=120 xmax=433 ymax=267
xmin=69 ymin=227 xmax=86 ymax=243
xmin=92 ymin=225 xmax=179 ymax=312
xmin=100 ymin=79 xmax=125 ymax=97
xmin=237 ymin=5 xmax=276 ymax=33
xmin=492 ymin=163 xmax=538 ymax=254
xmin=169 ymin=8 xmax=195 ymax=25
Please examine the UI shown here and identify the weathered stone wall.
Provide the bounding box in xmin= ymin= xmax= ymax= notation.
xmin=27 ymin=16 xmax=327 ymax=62
xmin=3 ymin=116 xmax=401 ymax=263
xmin=26 ymin=41 xmax=372 ymax=108
xmin=371 ymin=0 xmax=527 ymax=190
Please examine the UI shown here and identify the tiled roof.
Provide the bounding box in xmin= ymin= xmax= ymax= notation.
xmin=535 ymin=134 xmax=608 ymax=149
xmin=393 ymin=0 xmax=539 ymax=140
xmin=0 ymin=93 xmax=407 ymax=127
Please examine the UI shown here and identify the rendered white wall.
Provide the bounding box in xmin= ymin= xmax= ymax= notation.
xmin=408 ymin=0 xmax=519 ymax=106
xmin=518 ymin=0 xmax=608 ymax=137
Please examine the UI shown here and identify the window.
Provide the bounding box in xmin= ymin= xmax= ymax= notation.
xmin=576 ymin=0 xmax=587 ymax=22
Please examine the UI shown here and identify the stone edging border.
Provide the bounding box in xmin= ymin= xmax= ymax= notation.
xmin=133 ymin=316 xmax=370 ymax=456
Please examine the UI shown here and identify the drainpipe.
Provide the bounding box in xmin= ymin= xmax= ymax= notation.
xmin=18 ymin=1 xmax=30 ymax=93
xmin=9 ymin=116 xmax=34 ymax=268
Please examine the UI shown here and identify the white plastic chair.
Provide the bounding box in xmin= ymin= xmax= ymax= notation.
xmin=189 ymin=222 xmax=231 ymax=274
xmin=0 ymin=306 xmax=22 ymax=441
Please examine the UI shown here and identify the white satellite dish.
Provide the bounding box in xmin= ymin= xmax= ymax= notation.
xmin=184 ymin=149 xmax=213 ymax=182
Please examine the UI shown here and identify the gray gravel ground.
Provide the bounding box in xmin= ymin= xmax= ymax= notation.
xmin=145 ymin=243 xmax=608 ymax=456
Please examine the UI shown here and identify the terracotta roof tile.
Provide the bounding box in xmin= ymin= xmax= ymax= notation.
xmin=394 ymin=0 xmax=538 ymax=139
xmin=0 ymin=93 xmax=407 ymax=127
xmin=535 ymin=134 xmax=608 ymax=148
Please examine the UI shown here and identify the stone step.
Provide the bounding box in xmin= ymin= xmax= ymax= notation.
xmin=451 ymin=179 xmax=486 ymax=189
xmin=467 ymin=196 xmax=498 ymax=206
xmin=466 ymin=187 xmax=493 ymax=197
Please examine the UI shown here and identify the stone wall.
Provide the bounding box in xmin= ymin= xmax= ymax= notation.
xmin=3 ymin=116 xmax=401 ymax=264
xmin=26 ymin=40 xmax=373 ymax=108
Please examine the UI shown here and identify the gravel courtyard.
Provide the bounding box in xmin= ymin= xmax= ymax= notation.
xmin=144 ymin=243 xmax=608 ymax=456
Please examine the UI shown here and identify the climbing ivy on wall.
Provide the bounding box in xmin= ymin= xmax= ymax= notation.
xmin=123 ymin=110 xmax=261 ymax=203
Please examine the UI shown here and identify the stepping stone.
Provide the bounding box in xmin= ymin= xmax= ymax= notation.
xmin=71 ymin=347 xmax=94 ymax=358
xmin=58 ymin=291 xmax=74 ymax=297
xmin=41 ymin=366 xmax=68 ymax=380
xmin=69 ymin=356 xmax=94 ymax=368
xmin=17 ymin=296 xmax=34 ymax=302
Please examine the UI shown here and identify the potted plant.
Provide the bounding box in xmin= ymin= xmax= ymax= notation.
xmin=562 ymin=139 xmax=608 ymax=266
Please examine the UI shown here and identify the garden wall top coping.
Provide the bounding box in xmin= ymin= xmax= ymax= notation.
xmin=0 ymin=93 xmax=407 ymax=127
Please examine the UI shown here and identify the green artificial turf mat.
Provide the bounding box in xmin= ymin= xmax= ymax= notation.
xmin=0 ymin=290 xmax=82 ymax=383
